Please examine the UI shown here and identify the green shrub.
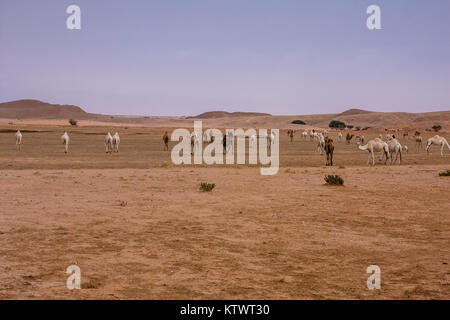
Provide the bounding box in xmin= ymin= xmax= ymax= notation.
xmin=291 ymin=120 xmax=306 ymax=125
xmin=329 ymin=120 xmax=346 ymax=128
xmin=439 ymin=170 xmax=450 ymax=176
xmin=324 ymin=175 xmax=344 ymax=185
xmin=200 ymin=182 xmax=215 ymax=192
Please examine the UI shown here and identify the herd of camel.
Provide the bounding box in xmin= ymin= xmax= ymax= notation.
xmin=14 ymin=130 xmax=121 ymax=154
xmin=291 ymin=129 xmax=450 ymax=166
xmin=12 ymin=128 xmax=450 ymax=166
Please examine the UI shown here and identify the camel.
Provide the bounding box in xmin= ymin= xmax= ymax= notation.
xmin=324 ymin=137 xmax=334 ymax=166
xmin=191 ymin=132 xmax=200 ymax=155
xmin=403 ymin=132 xmax=409 ymax=140
xmin=222 ymin=134 xmax=227 ymax=154
xmin=302 ymin=130 xmax=308 ymax=140
xmin=386 ymin=137 xmax=402 ymax=164
xmin=426 ymin=135 xmax=450 ymax=156
xmin=203 ymin=129 xmax=214 ymax=143
xmin=112 ymin=132 xmax=120 ymax=152
xmin=403 ymin=145 xmax=409 ymax=153
xmin=15 ymin=130 xmax=22 ymax=150
xmin=61 ymin=132 xmax=70 ymax=153
xmin=105 ymin=132 xmax=113 ymax=153
xmin=313 ymin=132 xmax=319 ymax=141
xmin=163 ymin=131 xmax=169 ymax=151
xmin=415 ymin=135 xmax=423 ymax=149
xmin=346 ymin=133 xmax=354 ymax=144
xmin=250 ymin=134 xmax=257 ymax=146
xmin=289 ymin=130 xmax=294 ymax=142
xmin=226 ymin=131 xmax=234 ymax=154
xmin=317 ymin=133 xmax=325 ymax=155
xmin=356 ymin=135 xmax=365 ymax=145
xmin=338 ymin=132 xmax=342 ymax=142
xmin=358 ymin=138 xmax=390 ymax=166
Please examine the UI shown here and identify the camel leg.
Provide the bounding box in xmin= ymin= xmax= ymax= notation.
xmin=367 ymin=152 xmax=371 ymax=166
xmin=441 ymin=143 xmax=444 ymax=157
xmin=330 ymin=152 xmax=333 ymax=166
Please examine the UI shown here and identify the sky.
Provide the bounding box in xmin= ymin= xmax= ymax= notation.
xmin=1 ymin=0 xmax=449 ymax=116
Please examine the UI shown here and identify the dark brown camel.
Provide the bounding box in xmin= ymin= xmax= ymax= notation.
xmin=324 ymin=137 xmax=334 ymax=166
xmin=345 ymin=133 xmax=354 ymax=144
xmin=162 ymin=131 xmax=169 ymax=151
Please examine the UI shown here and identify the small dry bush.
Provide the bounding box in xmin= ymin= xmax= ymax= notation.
xmin=324 ymin=175 xmax=344 ymax=186
xmin=200 ymin=182 xmax=215 ymax=192
xmin=439 ymin=170 xmax=450 ymax=176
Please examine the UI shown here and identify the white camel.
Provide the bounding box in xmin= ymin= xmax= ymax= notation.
xmin=250 ymin=134 xmax=257 ymax=146
xmin=191 ymin=132 xmax=200 ymax=154
xmin=15 ymin=130 xmax=22 ymax=150
xmin=105 ymin=132 xmax=113 ymax=153
xmin=338 ymin=132 xmax=343 ymax=142
xmin=358 ymin=138 xmax=390 ymax=166
xmin=203 ymin=130 xmax=210 ymax=143
xmin=386 ymin=137 xmax=402 ymax=165
xmin=302 ymin=130 xmax=308 ymax=140
xmin=61 ymin=132 xmax=70 ymax=153
xmin=317 ymin=133 xmax=325 ymax=155
xmin=270 ymin=131 xmax=276 ymax=145
xmin=112 ymin=132 xmax=120 ymax=152
xmin=426 ymin=135 xmax=450 ymax=156
xmin=313 ymin=132 xmax=319 ymax=141
xmin=403 ymin=145 xmax=409 ymax=153
xmin=226 ymin=131 xmax=234 ymax=154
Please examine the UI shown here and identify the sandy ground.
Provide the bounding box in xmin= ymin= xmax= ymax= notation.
xmin=0 ymin=126 xmax=449 ymax=299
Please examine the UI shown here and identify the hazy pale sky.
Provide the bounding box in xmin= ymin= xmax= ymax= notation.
xmin=1 ymin=0 xmax=449 ymax=116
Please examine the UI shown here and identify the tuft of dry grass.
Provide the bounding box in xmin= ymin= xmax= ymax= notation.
xmin=200 ymin=182 xmax=215 ymax=192
xmin=119 ymin=200 xmax=128 ymax=207
xmin=438 ymin=169 xmax=450 ymax=176
xmin=324 ymin=174 xmax=344 ymax=186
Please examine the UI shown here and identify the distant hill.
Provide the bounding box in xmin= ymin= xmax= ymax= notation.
xmin=338 ymin=108 xmax=373 ymax=116
xmin=0 ymin=100 xmax=448 ymax=132
xmin=0 ymin=99 xmax=102 ymax=120
xmin=188 ymin=111 xmax=272 ymax=119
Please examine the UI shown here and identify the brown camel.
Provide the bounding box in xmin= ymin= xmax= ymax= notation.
xmin=162 ymin=131 xmax=169 ymax=151
xmin=289 ymin=130 xmax=294 ymax=142
xmin=415 ymin=135 xmax=423 ymax=149
xmin=324 ymin=137 xmax=334 ymax=166
xmin=345 ymin=133 xmax=354 ymax=144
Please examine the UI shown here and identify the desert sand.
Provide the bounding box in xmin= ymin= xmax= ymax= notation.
xmin=0 ymin=123 xmax=449 ymax=299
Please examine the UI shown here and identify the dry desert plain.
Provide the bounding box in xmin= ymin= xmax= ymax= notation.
xmin=0 ymin=121 xmax=449 ymax=299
